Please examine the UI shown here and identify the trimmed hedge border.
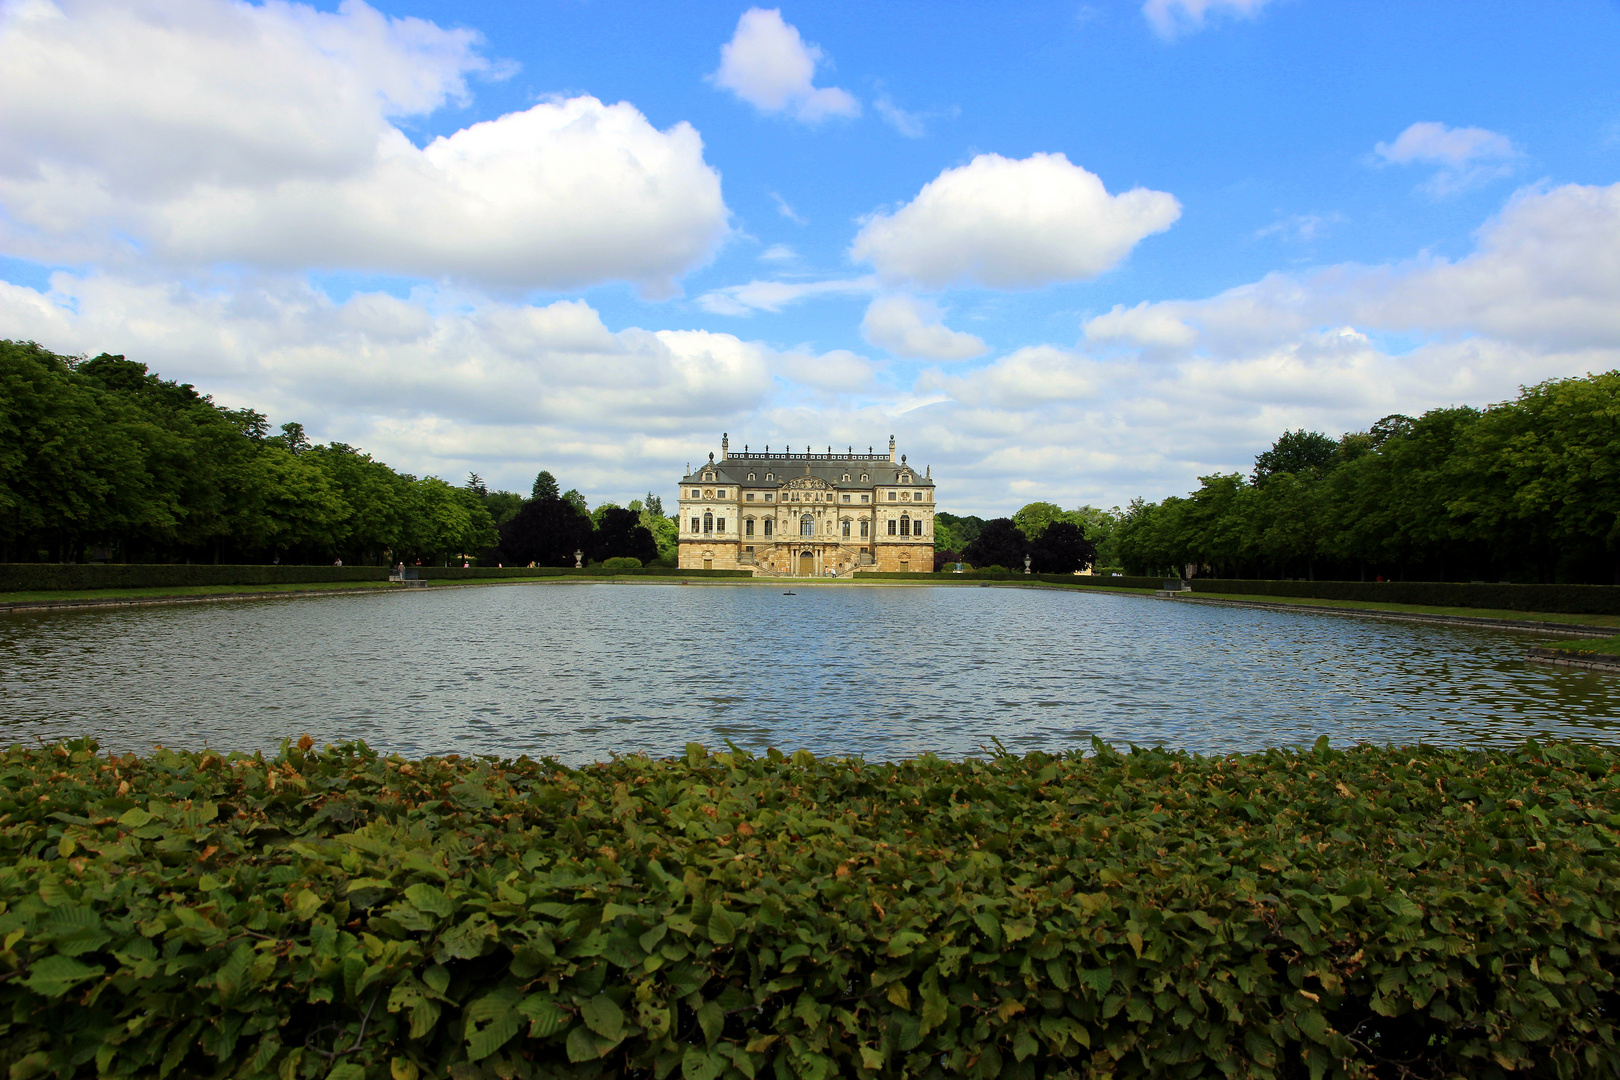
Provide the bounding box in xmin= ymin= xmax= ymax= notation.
xmin=857 ymin=571 xmax=1164 ymax=589
xmin=0 ymin=564 xmax=389 ymax=592
xmin=1190 ymin=578 xmax=1620 ymax=615
xmin=414 ymin=567 xmax=752 ymax=582
xmin=5 ymin=738 xmax=1618 ymax=1078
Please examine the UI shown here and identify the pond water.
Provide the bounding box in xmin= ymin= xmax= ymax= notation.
xmin=2 ymin=583 xmax=1617 ymax=764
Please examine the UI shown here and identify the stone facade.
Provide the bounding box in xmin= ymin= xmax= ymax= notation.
xmin=677 ymin=435 xmax=935 ymax=576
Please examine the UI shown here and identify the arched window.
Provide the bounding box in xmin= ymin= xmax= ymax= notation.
xmin=841 ymin=520 xmax=850 ymax=538
xmin=900 ymin=514 xmax=910 ymax=536
xmin=842 ymin=474 xmax=850 ymax=482
xmin=745 ymin=518 xmax=754 ymax=537
xmin=888 ymin=519 xmax=897 ymax=535
xmin=765 ymin=473 xmax=773 ymax=481
xmin=764 ymin=519 xmax=773 ymax=537
xmin=860 ymin=520 xmax=869 ymax=538
xmin=800 ymin=514 xmax=814 ymax=537
xmin=747 ymin=473 xmax=756 ymax=480
xmin=861 ymin=473 xmax=869 ymax=481
xmin=703 ymin=512 xmax=713 ymax=534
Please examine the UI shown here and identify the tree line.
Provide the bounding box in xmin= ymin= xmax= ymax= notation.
xmin=0 ymin=341 xmax=674 ymax=567
xmin=1111 ymin=371 xmax=1620 ymax=583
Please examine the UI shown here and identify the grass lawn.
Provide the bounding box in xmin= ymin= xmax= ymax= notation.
xmin=1176 ymin=591 xmax=1620 ymax=632
xmin=1536 ymin=636 xmax=1620 ymax=653
xmin=0 ymin=580 xmax=401 ymax=604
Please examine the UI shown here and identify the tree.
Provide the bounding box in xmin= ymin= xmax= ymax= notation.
xmin=531 ymin=470 xmax=559 ymax=501
xmin=590 ymin=501 xmax=622 ymax=529
xmin=562 ymin=488 xmax=588 ymax=515
xmin=1012 ymin=502 xmax=1067 ymax=540
xmin=642 ymin=492 xmax=664 ymax=517
xmin=593 ymin=507 xmax=659 ymax=564
xmin=1252 ymin=429 xmax=1338 ymax=485
xmin=484 ymin=491 xmax=524 ymax=527
xmin=935 ymin=512 xmax=984 ymax=551
xmin=465 ymin=472 xmax=487 ymax=498
xmin=1029 ymin=521 xmax=1097 ymax=574
xmin=962 ymin=519 xmax=1028 ymax=570
xmin=498 ymin=496 xmax=595 ymax=567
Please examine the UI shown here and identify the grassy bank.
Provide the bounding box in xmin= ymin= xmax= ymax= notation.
xmin=1173 ymin=591 xmax=1620 ymax=631
xmin=2 ymin=738 xmax=1617 ymax=1079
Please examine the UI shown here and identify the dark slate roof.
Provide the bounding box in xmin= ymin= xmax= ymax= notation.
xmin=683 ymin=454 xmax=932 ymax=488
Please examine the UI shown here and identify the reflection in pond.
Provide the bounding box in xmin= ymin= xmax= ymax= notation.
xmin=1 ymin=584 xmax=1616 ymax=765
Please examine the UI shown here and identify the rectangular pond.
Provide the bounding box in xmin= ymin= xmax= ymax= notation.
xmin=3 ymin=582 xmax=1617 ymax=763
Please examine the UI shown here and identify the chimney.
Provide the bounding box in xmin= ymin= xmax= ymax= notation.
xmin=721 ymin=433 xmax=729 ymax=459
xmin=888 ymin=434 xmax=896 ymax=462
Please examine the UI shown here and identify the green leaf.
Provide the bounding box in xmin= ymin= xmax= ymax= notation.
xmin=1013 ymin=1028 xmax=1039 ymax=1062
xmin=707 ymin=907 xmax=736 ymax=945
xmin=519 ymin=993 xmax=570 ymax=1037
xmin=327 ymin=1065 xmax=366 ymax=1080
xmin=697 ymin=1000 xmax=724 ymax=1046
xmin=566 ymin=1025 xmax=615 ymax=1063
xmin=581 ymin=994 xmax=625 ymax=1041
xmin=682 ymin=1046 xmax=724 ymax=1080
xmin=292 ymin=889 xmax=322 ymax=920
xmin=464 ymin=988 xmax=521 ymax=1061
xmin=404 ymin=883 xmax=454 ymax=919
xmin=23 ymin=954 xmax=102 ymax=998
xmin=215 ymin=943 xmax=253 ymax=1003
xmin=1296 ymin=1008 xmax=1330 ymax=1043
xmin=118 ymin=806 xmax=153 ymax=828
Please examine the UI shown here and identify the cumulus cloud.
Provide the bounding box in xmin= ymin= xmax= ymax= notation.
xmin=861 ymin=295 xmax=988 ymax=361
xmin=1373 ymin=122 xmax=1521 ymax=195
xmin=1142 ymin=0 xmax=1274 ymax=39
xmin=710 ymin=8 xmax=858 ymax=124
xmin=0 ymin=0 xmax=727 ymax=294
xmin=1083 ymin=301 xmax=1198 ymax=352
xmin=776 ymin=348 xmax=880 ymax=393
xmin=850 ymin=153 xmax=1180 ymax=289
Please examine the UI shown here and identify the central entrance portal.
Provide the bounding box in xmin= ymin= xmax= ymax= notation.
xmin=799 ymin=551 xmax=813 ymax=576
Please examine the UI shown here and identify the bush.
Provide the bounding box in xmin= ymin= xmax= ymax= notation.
xmin=414 ymin=566 xmax=749 ymax=581
xmin=1190 ymin=578 xmax=1620 ymax=615
xmin=856 ymin=571 xmax=1164 ymax=589
xmin=600 ymin=557 xmax=643 ymax=570
xmin=4 ymin=737 xmax=1616 ymax=1079
xmin=0 ymin=563 xmax=387 ymax=592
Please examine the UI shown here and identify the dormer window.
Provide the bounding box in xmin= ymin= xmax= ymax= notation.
xmin=765 ymin=473 xmax=773 ymax=481
xmin=748 ymin=473 xmax=756 ymax=480
xmin=901 ymin=474 xmax=910 ymax=483
xmin=842 ymin=474 xmax=850 ymax=482
xmin=861 ymin=474 xmax=868 ymax=482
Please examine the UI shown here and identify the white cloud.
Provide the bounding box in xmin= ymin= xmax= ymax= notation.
xmin=1254 ymin=211 xmax=1346 ymax=243
xmin=1373 ymin=122 xmax=1521 ymax=195
xmin=776 ymin=348 xmax=879 ymax=393
xmin=759 ymin=244 xmax=798 ymax=262
xmin=772 ymin=192 xmax=808 ymax=224
xmin=710 ymin=8 xmax=859 ymax=124
xmin=874 ymin=95 xmax=925 ymax=138
xmin=0 ymin=0 xmax=727 ymax=294
xmin=696 ymin=276 xmax=877 ymax=316
xmin=1142 ymin=0 xmax=1274 ymax=39
xmin=850 ymin=153 xmax=1180 ymax=289
xmin=1083 ymin=301 xmax=1198 ymax=352
xmin=861 ymin=295 xmax=988 ymax=361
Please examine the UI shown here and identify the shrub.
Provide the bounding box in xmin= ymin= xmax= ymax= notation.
xmin=2 ymin=738 xmax=1617 ymax=1079
xmin=0 ymin=563 xmax=387 ymax=592
xmin=601 ymin=557 xmax=644 ymax=570
xmin=1190 ymin=578 xmax=1620 ymax=615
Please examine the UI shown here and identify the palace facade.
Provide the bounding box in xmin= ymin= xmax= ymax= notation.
xmin=677 ymin=435 xmax=935 ymax=575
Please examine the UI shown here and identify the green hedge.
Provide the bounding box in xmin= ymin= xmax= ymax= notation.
xmin=858 ymin=571 xmax=1163 ymax=588
xmin=1189 ymin=578 xmax=1620 ymax=615
xmin=3 ymin=738 xmax=1618 ymax=1079
xmin=414 ymin=567 xmax=752 ymax=581
xmin=0 ymin=563 xmax=388 ymax=592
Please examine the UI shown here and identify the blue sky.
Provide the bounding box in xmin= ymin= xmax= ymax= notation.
xmin=2 ymin=0 xmax=1619 ymax=514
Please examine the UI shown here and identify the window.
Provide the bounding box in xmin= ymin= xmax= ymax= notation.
xmin=717 ymin=518 xmax=726 ymax=532
xmin=860 ymin=520 xmax=869 ymax=538
xmin=764 ymin=519 xmax=773 ymax=537
xmin=800 ymin=514 xmax=814 ymax=537
xmin=888 ymin=519 xmax=897 ymax=535
xmin=690 ymin=517 xmax=700 ymax=533
xmin=901 ymin=474 xmax=910 ymax=483
xmin=765 ymin=493 xmax=773 ymax=501
xmin=703 ymin=512 xmax=714 ymax=534
xmin=900 ymin=515 xmax=910 ymax=536
xmin=888 ymin=492 xmax=898 ymax=501
xmin=861 ymin=474 xmax=868 ymax=481
xmin=915 ymin=518 xmax=926 ymax=536
xmin=842 ymin=474 xmax=850 ymax=482
xmin=746 ymin=493 xmax=754 ymax=501
xmin=704 ymin=472 xmax=714 ymax=481
xmin=765 ymin=473 xmax=773 ymax=480
xmin=861 ymin=494 xmax=870 ymax=503
xmin=745 ymin=519 xmax=754 ymax=537
xmin=841 ymin=494 xmax=850 ymax=502
xmin=748 ymin=473 xmax=756 ymax=480
xmin=691 ymin=489 xmax=701 ymax=497
xmin=841 ymin=520 xmax=850 ymax=538
xmin=717 ymin=489 xmax=726 ymax=498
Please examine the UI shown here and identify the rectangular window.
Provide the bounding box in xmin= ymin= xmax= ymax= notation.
xmin=900 ymin=519 xmax=910 ymax=536
xmin=717 ymin=490 xmax=726 ymax=498
xmin=746 ymin=493 xmax=754 ymax=501
xmin=717 ymin=518 xmax=726 ymax=532
xmin=888 ymin=520 xmax=897 ymax=535
xmin=765 ymin=494 xmax=773 ymax=501
xmin=860 ymin=521 xmax=869 ymax=538
xmin=764 ymin=520 xmax=772 ymax=536
xmin=841 ymin=494 xmax=850 ymax=502
xmin=745 ymin=519 xmax=754 ymax=536
xmin=690 ymin=518 xmax=700 ymax=533
xmin=888 ymin=492 xmax=897 ymax=501
xmin=691 ymin=489 xmax=700 ymax=497
xmin=861 ymin=494 xmax=869 ymax=503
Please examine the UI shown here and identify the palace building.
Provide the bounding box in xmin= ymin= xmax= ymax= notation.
xmin=678 ymin=435 xmax=935 ymax=575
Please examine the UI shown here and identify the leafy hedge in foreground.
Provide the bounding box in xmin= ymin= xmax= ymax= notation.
xmin=2 ymin=739 xmax=1618 ymax=1079
xmin=1188 ymin=578 xmax=1620 ymax=616
xmin=856 ymin=572 xmax=1164 ymax=589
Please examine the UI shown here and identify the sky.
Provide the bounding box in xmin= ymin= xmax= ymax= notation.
xmin=2 ymin=0 xmax=1619 ymax=516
